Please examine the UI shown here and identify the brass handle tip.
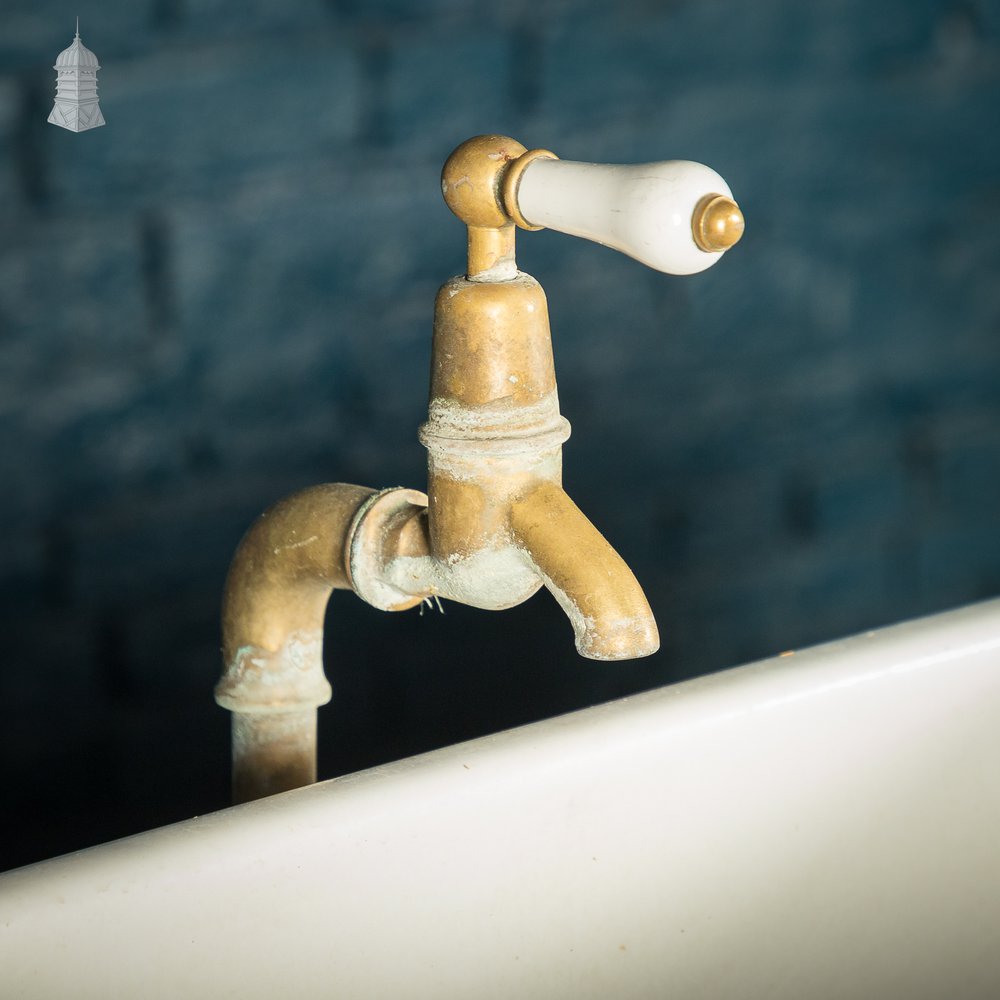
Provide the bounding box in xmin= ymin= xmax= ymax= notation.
xmin=692 ymin=195 xmax=745 ymax=253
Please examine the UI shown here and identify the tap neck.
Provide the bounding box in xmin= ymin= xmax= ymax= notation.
xmin=466 ymin=223 xmax=517 ymax=281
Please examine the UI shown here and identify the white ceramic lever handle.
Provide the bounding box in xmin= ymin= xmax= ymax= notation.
xmin=514 ymin=157 xmax=743 ymax=275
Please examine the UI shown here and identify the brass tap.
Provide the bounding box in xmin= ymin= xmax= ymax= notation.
xmin=217 ymin=134 xmax=743 ymax=802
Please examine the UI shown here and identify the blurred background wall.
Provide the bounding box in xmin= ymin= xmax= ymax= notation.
xmin=1 ymin=0 xmax=998 ymax=870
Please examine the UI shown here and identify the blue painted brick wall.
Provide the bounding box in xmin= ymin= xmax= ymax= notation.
xmin=1 ymin=0 xmax=999 ymax=868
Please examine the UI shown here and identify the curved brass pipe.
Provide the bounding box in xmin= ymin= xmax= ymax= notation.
xmin=216 ymin=483 xmax=429 ymax=803
xmin=220 ymin=483 xmax=373 ymax=668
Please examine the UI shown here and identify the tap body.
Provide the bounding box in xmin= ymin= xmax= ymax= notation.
xmin=357 ymin=135 xmax=659 ymax=657
xmin=217 ymin=135 xmax=742 ymax=801
xmin=382 ymin=268 xmax=659 ymax=660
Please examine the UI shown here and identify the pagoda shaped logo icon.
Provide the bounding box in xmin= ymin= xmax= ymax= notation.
xmin=48 ymin=19 xmax=106 ymax=132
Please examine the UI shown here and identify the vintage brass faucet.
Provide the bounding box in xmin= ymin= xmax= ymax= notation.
xmin=215 ymin=135 xmax=744 ymax=802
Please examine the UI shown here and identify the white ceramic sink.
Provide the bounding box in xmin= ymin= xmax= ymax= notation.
xmin=2 ymin=598 xmax=999 ymax=998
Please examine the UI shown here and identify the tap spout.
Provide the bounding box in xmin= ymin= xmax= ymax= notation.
xmin=216 ymin=482 xmax=429 ymax=803
xmin=510 ymin=481 xmax=659 ymax=660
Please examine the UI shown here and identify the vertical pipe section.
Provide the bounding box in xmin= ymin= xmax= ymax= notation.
xmin=231 ymin=711 xmax=318 ymax=804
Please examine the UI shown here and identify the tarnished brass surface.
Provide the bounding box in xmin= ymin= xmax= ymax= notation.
xmin=465 ymin=225 xmax=516 ymax=279
xmin=219 ymin=134 xmax=673 ymax=801
xmin=231 ymin=710 xmax=317 ymax=804
xmin=220 ymin=482 xmax=372 ymax=672
xmin=441 ymin=135 xmax=561 ymax=277
xmin=423 ymin=271 xmax=563 ymax=559
xmin=346 ymin=487 xmax=432 ymax=611
xmin=418 ymin=258 xmax=656 ymax=647
xmin=441 ymin=134 xmax=528 ymax=230
xmin=692 ymin=194 xmax=745 ymax=252
xmin=429 ymin=274 xmax=556 ymax=409
xmin=217 ymin=482 xmax=430 ymax=802
xmin=510 ymin=481 xmax=659 ymax=660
